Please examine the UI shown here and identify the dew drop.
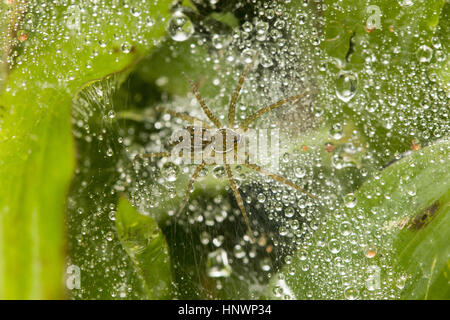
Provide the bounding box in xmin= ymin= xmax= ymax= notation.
xmin=212 ymin=235 xmax=224 ymax=247
xmin=212 ymin=34 xmax=227 ymax=50
xmin=167 ymin=10 xmax=194 ymax=42
xmin=212 ymin=166 xmax=225 ymax=178
xmin=339 ymin=221 xmax=352 ymax=236
xmin=279 ymin=226 xmax=288 ymax=236
xmin=200 ymin=231 xmax=210 ymax=245
xmin=121 ymin=42 xmax=132 ymax=54
xmin=294 ymin=167 xmax=306 ymax=178
xmin=284 ymin=207 xmax=294 ymax=218
xmin=330 ymin=123 xmax=343 ymax=140
xmin=206 ymin=249 xmax=232 ymax=278
xmin=364 ymin=244 xmax=377 ymax=258
xmin=106 ymin=231 xmax=114 ymax=241
xmin=344 ymin=193 xmax=357 ymax=208
xmin=108 ymin=110 xmax=116 ymax=119
xmin=260 ymin=53 xmax=274 ymax=68
xmin=233 ymin=245 xmax=246 ymax=259
xmin=242 ymin=48 xmax=257 ymax=64
xmin=257 ymin=193 xmax=266 ymax=203
xmin=109 ymin=211 xmax=116 ymax=221
xmin=255 ymin=21 xmax=269 ymax=41
xmin=344 ymin=287 xmax=359 ymax=300
xmin=162 ymin=162 xmax=180 ymax=182
xmin=260 ymin=257 xmax=271 ymax=271
xmin=328 ymin=239 xmax=341 ymax=254
xmin=336 ymin=72 xmax=358 ymax=102
xmin=417 ymin=45 xmax=433 ymax=63
xmin=396 ymin=274 xmax=408 ymax=289
xmin=242 ymin=21 xmax=253 ymax=33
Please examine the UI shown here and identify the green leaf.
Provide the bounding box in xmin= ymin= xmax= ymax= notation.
xmin=268 ymin=140 xmax=449 ymax=300
xmin=116 ymin=197 xmax=173 ymax=299
xmin=0 ymin=0 xmax=171 ymax=299
xmin=394 ymin=180 xmax=449 ymax=299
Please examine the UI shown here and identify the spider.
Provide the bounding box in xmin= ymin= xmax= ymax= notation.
xmin=133 ymin=57 xmax=317 ymax=239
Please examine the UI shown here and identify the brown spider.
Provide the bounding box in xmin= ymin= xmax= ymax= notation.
xmin=134 ymin=57 xmax=317 ymax=238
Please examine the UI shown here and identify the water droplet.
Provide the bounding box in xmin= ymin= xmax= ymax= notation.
xmin=121 ymin=42 xmax=132 ymax=54
xmin=284 ymin=207 xmax=294 ymax=218
xmin=242 ymin=48 xmax=257 ymax=64
xmin=339 ymin=221 xmax=352 ymax=236
xmin=233 ymin=244 xmax=246 ymax=259
xmin=242 ymin=21 xmax=253 ymax=33
xmin=167 ymin=10 xmax=194 ymax=42
xmin=257 ymin=193 xmax=266 ymax=203
xmin=400 ymin=0 xmax=414 ymax=7
xmin=299 ymin=249 xmax=308 ymax=261
xmin=212 ymin=34 xmax=228 ymax=50
xmin=344 ymin=193 xmax=357 ymax=208
xmin=260 ymin=257 xmax=271 ymax=271
xmin=260 ymin=53 xmax=273 ymax=68
xmin=162 ymin=162 xmax=180 ymax=182
xmin=298 ymin=14 xmax=306 ymax=25
xmin=290 ymin=219 xmax=300 ymax=230
xmin=279 ymin=226 xmax=288 ymax=236
xmin=336 ymin=72 xmax=358 ymax=102
xmin=106 ymin=231 xmax=114 ymax=241
xmin=328 ymin=239 xmax=341 ymax=254
xmin=330 ymin=123 xmax=343 ymax=140
xmin=206 ymin=249 xmax=232 ymax=278
xmin=406 ymin=184 xmax=417 ymax=196
xmin=212 ymin=235 xmax=224 ymax=247
xmin=294 ymin=167 xmax=306 ymax=178
xmin=417 ymin=45 xmax=433 ymax=63
xmin=284 ymin=255 xmax=293 ymax=264
xmin=109 ymin=211 xmax=116 ymax=221
xmin=255 ymin=21 xmax=269 ymax=41
xmin=212 ymin=166 xmax=225 ymax=178
xmin=108 ymin=110 xmax=116 ymax=119
xmin=364 ymin=244 xmax=377 ymax=258
xmin=344 ymin=287 xmax=359 ymax=300
xmin=17 ymin=30 xmax=28 ymax=42
xmin=130 ymin=7 xmax=141 ymax=17
xmin=200 ymin=231 xmax=210 ymax=245
xmin=396 ymin=274 xmax=408 ymax=289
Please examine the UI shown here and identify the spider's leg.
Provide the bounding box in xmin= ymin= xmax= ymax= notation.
xmin=183 ymin=73 xmax=223 ymax=129
xmin=156 ymin=106 xmax=213 ymax=129
xmin=176 ymin=161 xmax=206 ymax=216
xmin=239 ymin=90 xmax=311 ymax=131
xmin=244 ymin=163 xmax=317 ymax=200
xmin=228 ymin=54 xmax=258 ymax=127
xmin=225 ymin=164 xmax=254 ymax=239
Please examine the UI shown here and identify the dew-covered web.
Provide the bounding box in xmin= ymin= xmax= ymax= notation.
xmin=67 ymin=0 xmax=448 ymax=299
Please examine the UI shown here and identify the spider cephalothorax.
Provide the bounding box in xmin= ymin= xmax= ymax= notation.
xmin=134 ymin=57 xmax=317 ymax=239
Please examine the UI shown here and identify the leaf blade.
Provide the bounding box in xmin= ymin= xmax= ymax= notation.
xmin=116 ymin=197 xmax=173 ymax=300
